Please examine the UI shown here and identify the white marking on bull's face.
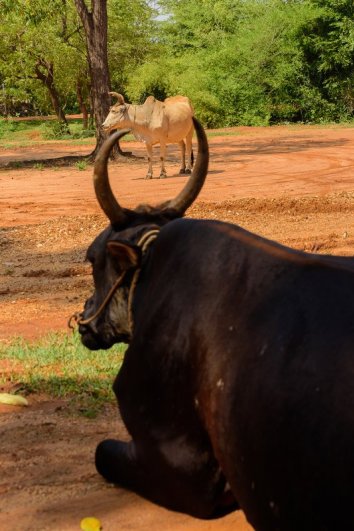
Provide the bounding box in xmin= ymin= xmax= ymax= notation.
xmin=102 ymin=104 xmax=126 ymax=131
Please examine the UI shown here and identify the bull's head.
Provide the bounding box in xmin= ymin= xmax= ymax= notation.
xmin=76 ymin=117 xmax=209 ymax=350
xmin=101 ymin=92 xmax=127 ymax=132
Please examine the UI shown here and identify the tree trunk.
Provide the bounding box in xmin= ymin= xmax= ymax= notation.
xmin=74 ymin=0 xmax=122 ymax=159
xmin=35 ymin=59 xmax=68 ymax=125
xmin=76 ymin=80 xmax=89 ymax=129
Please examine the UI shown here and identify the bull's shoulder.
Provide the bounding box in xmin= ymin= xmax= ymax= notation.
xmin=143 ymin=95 xmax=164 ymax=108
xmin=142 ymin=95 xmax=164 ymax=112
xmin=143 ymin=95 xmax=157 ymax=105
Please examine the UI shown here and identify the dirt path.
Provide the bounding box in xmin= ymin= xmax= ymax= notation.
xmin=2 ymin=124 xmax=354 ymax=530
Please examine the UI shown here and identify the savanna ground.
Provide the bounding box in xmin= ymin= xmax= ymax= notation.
xmin=2 ymin=123 xmax=354 ymax=530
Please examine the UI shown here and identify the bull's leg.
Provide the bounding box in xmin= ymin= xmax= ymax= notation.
xmin=145 ymin=143 xmax=153 ymax=179
xmin=179 ymin=140 xmax=186 ymax=174
xmin=159 ymin=143 xmax=167 ymax=178
xmin=185 ymin=126 xmax=194 ymax=174
xmin=95 ymin=438 xmax=238 ymax=519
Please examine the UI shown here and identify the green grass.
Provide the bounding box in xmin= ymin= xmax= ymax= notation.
xmin=0 ymin=331 xmax=125 ymax=417
xmin=0 ymin=118 xmax=97 ymax=148
xmin=0 ymin=117 xmax=135 ymax=148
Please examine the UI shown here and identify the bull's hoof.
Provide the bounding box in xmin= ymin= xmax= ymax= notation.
xmin=159 ymin=173 xmax=167 ymax=179
xmin=179 ymin=168 xmax=186 ymax=175
xmin=185 ymin=168 xmax=192 ymax=174
xmin=145 ymin=174 xmax=153 ymax=179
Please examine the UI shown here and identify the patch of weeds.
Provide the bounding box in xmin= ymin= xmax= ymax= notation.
xmin=33 ymin=162 xmax=44 ymax=170
xmin=75 ymin=160 xmax=88 ymax=171
xmin=0 ymin=331 xmax=125 ymax=417
xmin=71 ymin=128 xmax=95 ymax=139
xmin=0 ymin=118 xmax=18 ymax=138
xmin=41 ymin=121 xmax=71 ymax=140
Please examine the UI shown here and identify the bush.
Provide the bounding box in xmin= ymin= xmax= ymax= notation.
xmin=42 ymin=121 xmax=71 ymax=140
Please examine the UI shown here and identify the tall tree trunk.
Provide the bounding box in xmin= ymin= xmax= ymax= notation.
xmin=35 ymin=59 xmax=68 ymax=125
xmin=74 ymin=0 xmax=122 ymax=159
xmin=76 ymin=80 xmax=89 ymax=129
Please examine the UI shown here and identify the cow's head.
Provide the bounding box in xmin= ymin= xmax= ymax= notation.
xmin=101 ymin=92 xmax=127 ymax=132
xmin=76 ymin=117 xmax=209 ymax=350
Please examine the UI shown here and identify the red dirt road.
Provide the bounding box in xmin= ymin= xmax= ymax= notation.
xmin=2 ymin=124 xmax=354 ymax=530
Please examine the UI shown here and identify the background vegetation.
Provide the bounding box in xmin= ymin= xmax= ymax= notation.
xmin=0 ymin=332 xmax=125 ymax=416
xmin=0 ymin=0 xmax=354 ymax=128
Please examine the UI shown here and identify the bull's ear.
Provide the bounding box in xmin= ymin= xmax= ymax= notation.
xmin=107 ymin=241 xmax=141 ymax=271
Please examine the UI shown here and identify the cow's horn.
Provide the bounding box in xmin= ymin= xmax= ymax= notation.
xmin=161 ymin=117 xmax=209 ymax=215
xmin=93 ymin=130 xmax=130 ymax=226
xmin=109 ymin=92 xmax=125 ymax=104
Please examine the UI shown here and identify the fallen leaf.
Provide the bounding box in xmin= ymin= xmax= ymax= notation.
xmin=0 ymin=393 xmax=28 ymax=407
xmin=80 ymin=516 xmax=102 ymax=531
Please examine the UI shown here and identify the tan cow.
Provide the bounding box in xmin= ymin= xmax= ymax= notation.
xmin=102 ymin=93 xmax=194 ymax=179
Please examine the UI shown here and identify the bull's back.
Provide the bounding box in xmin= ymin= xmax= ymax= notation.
xmin=194 ymin=229 xmax=354 ymax=530
xmin=153 ymin=218 xmax=354 ymax=530
xmin=163 ymin=97 xmax=194 ymax=142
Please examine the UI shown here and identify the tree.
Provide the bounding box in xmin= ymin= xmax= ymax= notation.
xmin=128 ymin=0 xmax=326 ymax=126
xmin=73 ymin=0 xmax=112 ymax=157
xmin=299 ymin=0 xmax=354 ymax=119
xmin=0 ymin=0 xmax=88 ymax=123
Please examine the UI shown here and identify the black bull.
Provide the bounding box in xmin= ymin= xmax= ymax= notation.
xmin=75 ymin=118 xmax=354 ymax=531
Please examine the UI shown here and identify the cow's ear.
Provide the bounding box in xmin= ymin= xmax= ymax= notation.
xmin=107 ymin=241 xmax=141 ymax=271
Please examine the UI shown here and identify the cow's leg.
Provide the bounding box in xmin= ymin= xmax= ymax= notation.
xmin=95 ymin=437 xmax=238 ymax=519
xmin=159 ymin=143 xmax=167 ymax=178
xmin=145 ymin=143 xmax=153 ymax=179
xmin=179 ymin=140 xmax=186 ymax=174
xmin=185 ymin=126 xmax=194 ymax=174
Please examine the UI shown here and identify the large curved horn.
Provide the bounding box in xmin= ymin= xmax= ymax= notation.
xmin=93 ymin=130 xmax=130 ymax=226
xmin=161 ymin=117 xmax=209 ymax=215
xmin=109 ymin=92 xmax=125 ymax=104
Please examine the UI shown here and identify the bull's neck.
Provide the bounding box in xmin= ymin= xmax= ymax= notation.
xmin=126 ymin=104 xmax=149 ymax=132
xmin=127 ymin=228 xmax=160 ymax=332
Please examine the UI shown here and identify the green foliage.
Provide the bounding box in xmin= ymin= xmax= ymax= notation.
xmin=0 ymin=117 xmax=95 ymax=148
xmin=1 ymin=0 xmax=354 ymax=126
xmin=0 ymin=118 xmax=18 ymax=138
xmin=41 ymin=120 xmax=71 ymax=139
xmin=127 ymin=0 xmax=354 ymax=126
xmin=299 ymin=0 xmax=354 ymax=119
xmin=70 ymin=128 xmax=96 ymax=139
xmin=75 ymin=160 xmax=88 ymax=170
xmin=0 ymin=331 xmax=125 ymax=416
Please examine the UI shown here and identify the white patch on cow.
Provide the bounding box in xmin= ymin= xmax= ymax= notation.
xmin=224 ymin=481 xmax=231 ymax=493
xmin=259 ymin=343 xmax=268 ymax=357
xmin=228 ymin=325 xmax=234 ymax=332
xmin=269 ymin=500 xmax=279 ymax=516
xmin=160 ymin=435 xmax=209 ymax=471
xmin=216 ymin=378 xmax=224 ymax=390
xmin=194 ymin=397 xmax=199 ymax=408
